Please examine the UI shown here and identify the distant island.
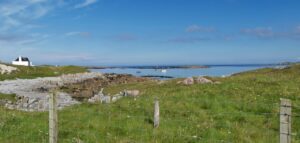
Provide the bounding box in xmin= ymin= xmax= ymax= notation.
xmin=86 ymin=62 xmax=294 ymax=70
xmin=87 ymin=65 xmax=210 ymax=69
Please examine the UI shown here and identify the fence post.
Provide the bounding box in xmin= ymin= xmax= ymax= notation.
xmin=280 ymin=98 xmax=291 ymax=143
xmin=154 ymin=99 xmax=159 ymax=128
xmin=49 ymin=91 xmax=58 ymax=143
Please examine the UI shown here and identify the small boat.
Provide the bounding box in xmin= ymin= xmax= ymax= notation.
xmin=161 ymin=69 xmax=167 ymax=73
xmin=136 ymin=71 xmax=141 ymax=74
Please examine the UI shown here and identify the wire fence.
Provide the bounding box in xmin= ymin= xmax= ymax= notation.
xmin=2 ymin=96 xmax=300 ymax=143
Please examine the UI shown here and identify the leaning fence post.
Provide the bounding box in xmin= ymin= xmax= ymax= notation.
xmin=154 ymin=99 xmax=159 ymax=128
xmin=49 ymin=91 xmax=58 ymax=143
xmin=280 ymin=98 xmax=291 ymax=143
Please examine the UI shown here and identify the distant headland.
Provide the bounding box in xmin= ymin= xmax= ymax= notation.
xmin=85 ymin=62 xmax=293 ymax=70
xmin=86 ymin=65 xmax=210 ymax=69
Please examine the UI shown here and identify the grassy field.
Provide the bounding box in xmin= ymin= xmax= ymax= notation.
xmin=1 ymin=64 xmax=300 ymax=142
xmin=0 ymin=64 xmax=88 ymax=81
xmin=0 ymin=93 xmax=16 ymax=103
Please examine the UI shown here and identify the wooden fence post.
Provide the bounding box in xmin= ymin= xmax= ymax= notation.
xmin=49 ymin=92 xmax=58 ymax=143
xmin=280 ymin=98 xmax=291 ymax=143
xmin=154 ymin=99 xmax=159 ymax=128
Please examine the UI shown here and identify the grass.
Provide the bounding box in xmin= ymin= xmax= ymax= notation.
xmin=0 ymin=93 xmax=16 ymax=103
xmin=0 ymin=64 xmax=88 ymax=81
xmin=1 ymin=64 xmax=300 ymax=142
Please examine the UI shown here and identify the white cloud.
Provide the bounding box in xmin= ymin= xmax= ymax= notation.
xmin=0 ymin=34 xmax=22 ymax=42
xmin=113 ymin=34 xmax=137 ymax=41
xmin=27 ymin=0 xmax=47 ymax=4
xmin=168 ymin=37 xmax=210 ymax=43
xmin=241 ymin=27 xmax=274 ymax=38
xmin=240 ymin=26 xmax=300 ymax=40
xmin=74 ymin=0 xmax=97 ymax=9
xmin=0 ymin=33 xmax=49 ymax=45
xmin=31 ymin=52 xmax=98 ymax=64
xmin=65 ymin=32 xmax=91 ymax=37
xmin=186 ymin=25 xmax=215 ymax=33
xmin=0 ymin=0 xmax=51 ymax=31
xmin=295 ymin=25 xmax=300 ymax=34
xmin=0 ymin=0 xmax=98 ymax=31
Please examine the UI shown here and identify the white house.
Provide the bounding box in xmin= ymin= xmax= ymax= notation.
xmin=12 ymin=56 xmax=33 ymax=66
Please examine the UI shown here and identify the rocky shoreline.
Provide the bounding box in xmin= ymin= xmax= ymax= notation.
xmin=0 ymin=72 xmax=149 ymax=112
xmin=0 ymin=70 xmax=217 ymax=112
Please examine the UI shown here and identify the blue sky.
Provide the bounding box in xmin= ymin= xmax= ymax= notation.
xmin=0 ymin=0 xmax=300 ymax=65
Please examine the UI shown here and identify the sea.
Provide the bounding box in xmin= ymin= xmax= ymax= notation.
xmin=89 ymin=65 xmax=284 ymax=79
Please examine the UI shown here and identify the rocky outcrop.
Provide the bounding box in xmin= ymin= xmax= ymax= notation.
xmin=124 ymin=90 xmax=140 ymax=97
xmin=180 ymin=76 xmax=218 ymax=85
xmin=63 ymin=73 xmax=149 ymax=100
xmin=0 ymin=72 xmax=147 ymax=111
xmin=195 ymin=76 xmax=213 ymax=84
xmin=182 ymin=77 xmax=194 ymax=85
xmin=4 ymin=93 xmax=79 ymax=112
xmin=0 ymin=64 xmax=17 ymax=74
xmin=88 ymin=88 xmax=110 ymax=103
xmin=0 ymin=72 xmax=103 ymax=111
xmin=88 ymin=89 xmax=141 ymax=104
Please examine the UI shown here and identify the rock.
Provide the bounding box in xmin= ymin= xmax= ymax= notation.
xmin=38 ymin=100 xmax=44 ymax=110
xmin=88 ymin=88 xmax=105 ymax=103
xmin=23 ymin=103 xmax=28 ymax=108
xmin=0 ymin=72 xmax=149 ymax=111
xmin=176 ymin=81 xmax=182 ymax=84
xmin=16 ymin=103 xmax=22 ymax=109
xmin=28 ymin=98 xmax=38 ymax=105
xmin=90 ymin=94 xmax=101 ymax=103
xmin=22 ymin=97 xmax=29 ymax=104
xmin=0 ymin=100 xmax=7 ymax=106
xmin=112 ymin=95 xmax=122 ymax=102
xmin=0 ymin=64 xmax=17 ymax=74
xmin=101 ymin=96 xmax=111 ymax=103
xmin=88 ymin=88 xmax=125 ymax=103
xmin=157 ymin=80 xmax=166 ymax=85
xmin=183 ymin=77 xmax=194 ymax=85
xmin=214 ymin=81 xmax=222 ymax=84
xmin=119 ymin=91 xmax=126 ymax=96
xmin=2 ymin=92 xmax=78 ymax=112
xmin=88 ymin=99 xmax=93 ymax=103
xmin=181 ymin=77 xmax=216 ymax=85
xmin=195 ymin=76 xmax=213 ymax=84
xmin=5 ymin=104 xmax=15 ymax=110
xmin=28 ymin=103 xmax=36 ymax=109
xmin=0 ymin=72 xmax=102 ymax=111
xmin=28 ymin=109 xmax=35 ymax=112
xmin=125 ymin=90 xmax=140 ymax=97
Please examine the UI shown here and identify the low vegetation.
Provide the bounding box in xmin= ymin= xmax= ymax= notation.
xmin=0 ymin=64 xmax=88 ymax=81
xmin=1 ymin=64 xmax=300 ymax=142
xmin=0 ymin=93 xmax=16 ymax=103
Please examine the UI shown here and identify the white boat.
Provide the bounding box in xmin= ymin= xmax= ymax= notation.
xmin=161 ymin=69 xmax=167 ymax=73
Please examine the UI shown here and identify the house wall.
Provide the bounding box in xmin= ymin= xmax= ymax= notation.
xmin=12 ymin=61 xmax=30 ymax=66
xmin=12 ymin=56 xmax=33 ymax=66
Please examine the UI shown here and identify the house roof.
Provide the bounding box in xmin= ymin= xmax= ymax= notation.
xmin=15 ymin=56 xmax=30 ymax=62
xmin=21 ymin=57 xmax=29 ymax=61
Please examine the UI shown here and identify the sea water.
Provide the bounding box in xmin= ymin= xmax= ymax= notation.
xmin=90 ymin=65 xmax=278 ymax=78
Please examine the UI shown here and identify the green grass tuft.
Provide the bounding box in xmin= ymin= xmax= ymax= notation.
xmin=0 ymin=93 xmax=16 ymax=103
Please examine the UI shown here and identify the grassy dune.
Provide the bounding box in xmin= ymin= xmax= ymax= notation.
xmin=0 ymin=64 xmax=88 ymax=81
xmin=1 ymin=64 xmax=300 ymax=142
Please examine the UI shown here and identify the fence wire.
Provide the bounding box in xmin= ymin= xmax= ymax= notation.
xmin=2 ymin=97 xmax=300 ymax=143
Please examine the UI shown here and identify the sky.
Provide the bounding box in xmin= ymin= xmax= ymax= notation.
xmin=0 ymin=0 xmax=300 ymax=66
